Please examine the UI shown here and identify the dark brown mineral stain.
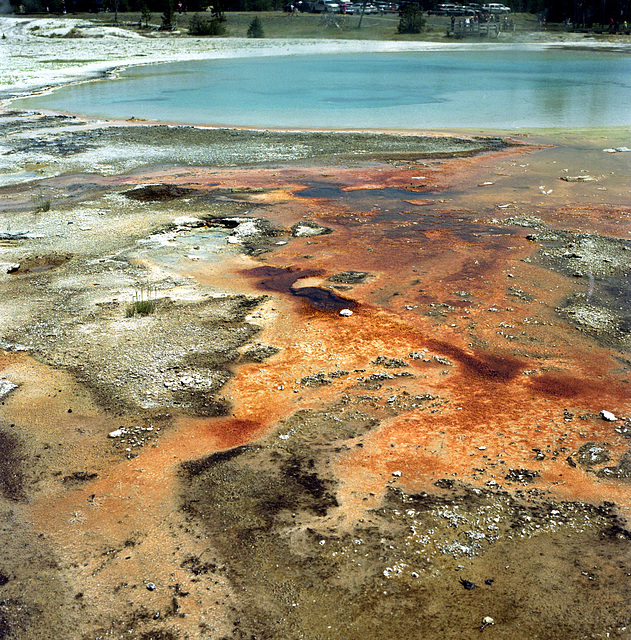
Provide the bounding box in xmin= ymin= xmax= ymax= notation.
xmin=425 ymin=338 xmax=523 ymax=382
xmin=0 ymin=430 xmax=26 ymax=502
xmin=246 ymin=266 xmax=356 ymax=312
xmin=247 ymin=265 xmax=323 ymax=292
xmin=209 ymin=418 xmax=266 ymax=450
xmin=123 ymin=184 xmax=203 ymax=201
xmin=528 ymin=372 xmax=617 ymax=400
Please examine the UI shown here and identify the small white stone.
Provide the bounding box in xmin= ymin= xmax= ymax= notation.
xmin=0 ymin=379 xmax=18 ymax=398
xmin=392 ymin=470 xmax=402 ymax=477
xmin=339 ymin=309 xmax=353 ymax=317
xmin=173 ymin=216 xmax=202 ymax=226
xmin=601 ymin=410 xmax=617 ymax=421
xmin=108 ymin=429 xmax=124 ymax=438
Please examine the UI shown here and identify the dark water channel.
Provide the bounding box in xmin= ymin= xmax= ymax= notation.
xmin=296 ymin=184 xmax=517 ymax=242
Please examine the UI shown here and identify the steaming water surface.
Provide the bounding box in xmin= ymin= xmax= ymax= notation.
xmin=15 ymin=48 xmax=631 ymax=129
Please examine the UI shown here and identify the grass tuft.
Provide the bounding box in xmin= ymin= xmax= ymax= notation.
xmin=126 ymin=285 xmax=158 ymax=317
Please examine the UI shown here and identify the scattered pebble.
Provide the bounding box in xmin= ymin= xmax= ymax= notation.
xmin=560 ymin=175 xmax=598 ymax=182
xmin=0 ymin=379 xmax=18 ymax=399
xmin=340 ymin=309 xmax=353 ymax=317
xmin=481 ymin=616 xmax=495 ymax=630
xmin=601 ymin=410 xmax=617 ymax=422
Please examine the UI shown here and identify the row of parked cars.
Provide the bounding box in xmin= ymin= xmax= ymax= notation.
xmin=428 ymin=2 xmax=510 ymax=14
xmin=284 ymin=0 xmax=401 ymax=12
xmin=284 ymin=0 xmax=508 ymax=13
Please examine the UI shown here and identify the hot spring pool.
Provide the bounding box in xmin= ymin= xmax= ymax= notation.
xmin=13 ymin=47 xmax=631 ymax=129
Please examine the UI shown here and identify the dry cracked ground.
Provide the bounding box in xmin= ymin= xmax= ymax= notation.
xmin=0 ymin=110 xmax=630 ymax=640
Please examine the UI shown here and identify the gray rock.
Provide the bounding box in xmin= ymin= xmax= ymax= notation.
xmin=328 ymin=271 xmax=371 ymax=285
xmin=577 ymin=442 xmax=611 ymax=466
xmin=291 ymin=221 xmax=332 ymax=237
xmin=560 ymin=175 xmax=598 ymax=182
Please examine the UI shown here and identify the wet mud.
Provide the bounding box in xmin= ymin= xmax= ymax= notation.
xmin=0 ymin=115 xmax=630 ymax=639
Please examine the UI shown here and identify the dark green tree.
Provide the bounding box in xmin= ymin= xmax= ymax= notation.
xmin=141 ymin=4 xmax=152 ymax=26
xmin=247 ymin=15 xmax=264 ymax=36
xmin=397 ymin=3 xmax=426 ymax=32
xmin=188 ymin=7 xmax=226 ymax=33
xmin=160 ymin=0 xmax=175 ymax=29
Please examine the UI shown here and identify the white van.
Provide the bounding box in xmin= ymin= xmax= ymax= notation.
xmin=482 ymin=3 xmax=510 ymax=12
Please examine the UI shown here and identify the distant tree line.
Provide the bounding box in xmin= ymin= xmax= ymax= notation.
xmin=505 ymin=0 xmax=628 ymax=26
xmin=6 ymin=0 xmax=284 ymax=14
xmin=6 ymin=0 xmax=627 ymax=28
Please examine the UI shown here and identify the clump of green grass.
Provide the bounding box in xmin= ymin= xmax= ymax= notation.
xmin=126 ymin=285 xmax=158 ymax=317
xmin=33 ymin=195 xmax=51 ymax=213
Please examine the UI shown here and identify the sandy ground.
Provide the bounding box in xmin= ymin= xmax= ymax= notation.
xmin=0 ymin=18 xmax=630 ymax=640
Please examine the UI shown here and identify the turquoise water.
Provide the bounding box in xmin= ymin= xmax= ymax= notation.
xmin=15 ymin=49 xmax=631 ymax=129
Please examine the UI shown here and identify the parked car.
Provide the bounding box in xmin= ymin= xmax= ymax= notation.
xmin=312 ymin=0 xmax=341 ymax=11
xmin=284 ymin=1 xmax=315 ymax=10
xmin=448 ymin=4 xmax=475 ymax=14
xmin=428 ymin=3 xmax=457 ymax=14
xmin=482 ymin=2 xmax=510 ymax=12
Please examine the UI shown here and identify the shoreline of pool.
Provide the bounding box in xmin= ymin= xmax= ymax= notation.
xmin=2 ymin=15 xmax=631 ymax=108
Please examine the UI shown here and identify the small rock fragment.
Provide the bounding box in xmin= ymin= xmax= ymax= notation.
xmin=481 ymin=616 xmax=495 ymax=630
xmin=108 ymin=428 xmax=124 ymax=438
xmin=560 ymin=175 xmax=598 ymax=182
xmin=601 ymin=409 xmax=617 ymax=422
xmin=0 ymin=379 xmax=18 ymax=399
xmin=291 ymin=221 xmax=332 ymax=237
xmin=340 ymin=309 xmax=353 ymax=317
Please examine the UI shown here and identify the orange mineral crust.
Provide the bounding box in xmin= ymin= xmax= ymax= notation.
xmin=1 ymin=129 xmax=630 ymax=640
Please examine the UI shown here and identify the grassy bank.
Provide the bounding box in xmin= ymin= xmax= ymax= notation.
xmin=63 ymin=9 xmax=547 ymax=40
